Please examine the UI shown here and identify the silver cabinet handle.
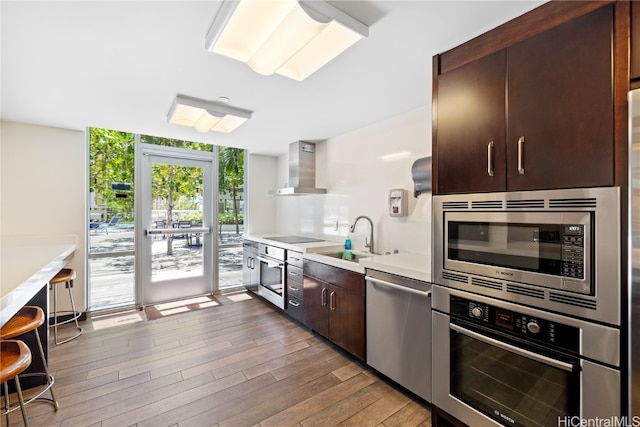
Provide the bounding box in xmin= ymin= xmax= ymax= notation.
xmin=288 ymin=299 xmax=300 ymax=307
xmin=450 ymin=323 xmax=574 ymax=372
xmin=288 ymin=285 xmax=299 ymax=292
xmin=517 ymin=136 xmax=525 ymax=175
xmin=329 ymin=291 xmax=336 ymax=311
xmin=487 ymin=141 xmax=494 ymax=177
xmin=321 ymin=288 xmax=327 ymax=306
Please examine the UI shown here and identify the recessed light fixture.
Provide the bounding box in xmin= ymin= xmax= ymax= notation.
xmin=167 ymin=94 xmax=252 ymax=134
xmin=205 ymin=0 xmax=368 ymax=81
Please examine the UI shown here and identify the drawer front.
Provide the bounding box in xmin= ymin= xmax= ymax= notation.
xmin=285 ymin=296 xmax=304 ymax=323
xmin=287 ymin=279 xmax=303 ymax=299
xmin=287 ymin=265 xmax=303 ymax=285
xmin=287 ymin=251 xmax=303 ymax=268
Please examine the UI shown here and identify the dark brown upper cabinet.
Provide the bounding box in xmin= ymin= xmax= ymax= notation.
xmin=436 ymin=50 xmax=506 ymax=194
xmin=434 ymin=4 xmax=615 ymax=194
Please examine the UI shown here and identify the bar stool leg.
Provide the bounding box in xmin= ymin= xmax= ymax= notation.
xmin=34 ymin=322 xmax=58 ymax=410
xmin=66 ymin=280 xmax=82 ymax=338
xmin=14 ymin=375 xmax=29 ymax=427
xmin=3 ymin=382 xmax=10 ymax=427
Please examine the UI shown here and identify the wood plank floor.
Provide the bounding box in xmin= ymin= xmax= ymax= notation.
xmin=4 ymin=290 xmax=431 ymax=427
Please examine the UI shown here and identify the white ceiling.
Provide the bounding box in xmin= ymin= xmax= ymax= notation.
xmin=1 ymin=1 xmax=545 ymax=156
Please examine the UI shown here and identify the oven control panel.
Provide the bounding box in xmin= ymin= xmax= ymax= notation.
xmin=561 ymin=224 xmax=585 ymax=279
xmin=451 ymin=296 xmax=579 ymax=353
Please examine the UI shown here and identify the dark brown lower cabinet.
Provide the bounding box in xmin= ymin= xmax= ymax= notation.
xmin=303 ymin=260 xmax=365 ymax=361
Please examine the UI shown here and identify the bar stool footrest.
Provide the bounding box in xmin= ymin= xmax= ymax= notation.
xmin=54 ymin=328 xmax=83 ymax=345
xmin=1 ymin=374 xmax=58 ymax=417
xmin=49 ymin=310 xmax=82 ymax=328
xmin=18 ymin=373 xmax=58 ymax=410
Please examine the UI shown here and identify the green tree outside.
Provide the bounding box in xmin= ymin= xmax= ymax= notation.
xmin=89 ymin=128 xmax=135 ymax=221
xmin=89 ymin=128 xmax=245 ymax=254
xmin=218 ymin=146 xmax=244 ymax=234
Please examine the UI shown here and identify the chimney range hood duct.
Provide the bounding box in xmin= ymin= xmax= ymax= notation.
xmin=268 ymin=141 xmax=327 ymax=196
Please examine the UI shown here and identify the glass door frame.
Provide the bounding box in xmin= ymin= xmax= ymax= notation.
xmin=135 ymin=141 xmax=218 ymax=305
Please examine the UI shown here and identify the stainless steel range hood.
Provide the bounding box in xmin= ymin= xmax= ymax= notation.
xmin=268 ymin=141 xmax=327 ymax=196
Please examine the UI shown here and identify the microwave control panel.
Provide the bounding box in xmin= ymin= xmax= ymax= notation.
xmin=561 ymin=224 xmax=585 ymax=279
xmin=451 ymin=296 xmax=579 ymax=353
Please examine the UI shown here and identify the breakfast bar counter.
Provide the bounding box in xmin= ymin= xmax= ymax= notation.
xmin=1 ymin=235 xmax=77 ymax=327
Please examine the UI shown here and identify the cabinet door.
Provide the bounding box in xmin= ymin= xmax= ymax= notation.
xmin=506 ymin=5 xmax=614 ymax=191
xmin=436 ymin=50 xmax=506 ymax=194
xmin=303 ymin=276 xmax=329 ymax=338
xmin=242 ymin=250 xmax=258 ymax=293
xmin=328 ymin=285 xmax=365 ymax=361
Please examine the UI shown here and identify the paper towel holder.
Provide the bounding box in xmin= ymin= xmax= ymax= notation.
xmin=411 ymin=156 xmax=432 ymax=198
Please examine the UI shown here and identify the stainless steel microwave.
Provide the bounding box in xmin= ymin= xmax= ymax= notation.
xmin=433 ymin=187 xmax=621 ymax=327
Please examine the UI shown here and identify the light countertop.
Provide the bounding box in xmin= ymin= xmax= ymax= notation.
xmin=244 ymin=234 xmax=430 ymax=279
xmin=1 ymin=235 xmax=77 ymax=326
xmin=361 ymin=252 xmax=431 ymax=282
xmin=243 ymin=234 xmax=343 ymax=253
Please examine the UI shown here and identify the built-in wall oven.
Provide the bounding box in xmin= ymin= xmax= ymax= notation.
xmin=434 ymin=187 xmax=621 ymax=326
xmin=257 ymin=243 xmax=285 ymax=309
xmin=432 ymin=286 xmax=620 ymax=427
xmin=432 ymin=187 xmax=624 ymax=425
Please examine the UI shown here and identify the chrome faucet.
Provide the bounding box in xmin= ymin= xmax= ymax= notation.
xmin=349 ymin=215 xmax=375 ymax=254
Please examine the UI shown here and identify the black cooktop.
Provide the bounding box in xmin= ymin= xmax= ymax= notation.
xmin=265 ymin=235 xmax=324 ymax=244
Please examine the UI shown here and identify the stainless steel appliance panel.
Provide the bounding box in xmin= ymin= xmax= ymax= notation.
xmin=629 ymin=88 xmax=640 ymax=417
xmin=433 ymin=187 xmax=621 ymax=326
xmin=366 ymin=270 xmax=431 ymax=401
xmin=432 ymin=285 xmax=620 ymax=426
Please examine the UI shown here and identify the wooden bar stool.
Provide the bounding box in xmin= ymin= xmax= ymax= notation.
xmin=49 ymin=268 xmax=83 ymax=344
xmin=0 ymin=306 xmax=58 ymax=413
xmin=1 ymin=340 xmax=32 ymax=427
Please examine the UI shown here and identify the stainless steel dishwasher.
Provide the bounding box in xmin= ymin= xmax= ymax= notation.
xmin=365 ymin=269 xmax=431 ymax=402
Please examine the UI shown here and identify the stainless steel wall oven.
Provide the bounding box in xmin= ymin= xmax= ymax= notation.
xmin=257 ymin=243 xmax=285 ymax=309
xmin=434 ymin=187 xmax=621 ymax=326
xmin=432 ymin=286 xmax=621 ymax=427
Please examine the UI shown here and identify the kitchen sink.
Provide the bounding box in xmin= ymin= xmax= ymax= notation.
xmin=319 ymin=251 xmax=371 ymax=263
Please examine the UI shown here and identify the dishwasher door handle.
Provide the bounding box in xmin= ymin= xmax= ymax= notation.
xmin=365 ymin=276 xmax=431 ymax=298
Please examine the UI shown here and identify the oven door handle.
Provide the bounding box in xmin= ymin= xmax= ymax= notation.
xmin=256 ymin=256 xmax=284 ymax=268
xmin=450 ymin=323 xmax=575 ymax=372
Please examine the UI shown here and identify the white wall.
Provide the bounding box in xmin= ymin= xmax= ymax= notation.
xmin=275 ymin=106 xmax=432 ymax=256
xmin=1 ymin=120 xmax=87 ymax=311
xmin=245 ymin=154 xmax=277 ymax=234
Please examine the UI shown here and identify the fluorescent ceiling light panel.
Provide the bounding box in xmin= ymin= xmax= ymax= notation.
xmin=205 ymin=0 xmax=368 ymax=81
xmin=167 ymin=95 xmax=252 ymax=133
